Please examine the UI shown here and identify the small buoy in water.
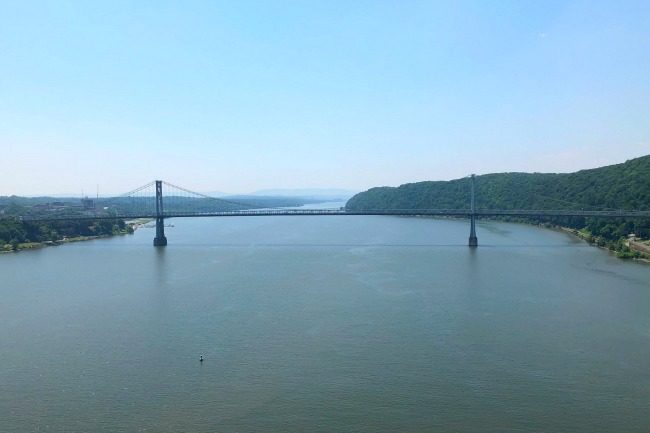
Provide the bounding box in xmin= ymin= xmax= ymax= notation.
xmin=200 ymin=355 xmax=204 ymax=362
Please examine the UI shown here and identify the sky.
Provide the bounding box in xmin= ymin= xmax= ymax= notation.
xmin=1 ymin=0 xmax=649 ymax=196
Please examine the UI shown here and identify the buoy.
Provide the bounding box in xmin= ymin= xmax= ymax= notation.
xmin=200 ymin=355 xmax=204 ymax=362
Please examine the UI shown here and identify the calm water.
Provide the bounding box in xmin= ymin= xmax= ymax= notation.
xmin=1 ymin=216 xmax=649 ymax=432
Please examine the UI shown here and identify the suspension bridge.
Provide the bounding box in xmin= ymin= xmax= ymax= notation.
xmin=10 ymin=178 xmax=650 ymax=247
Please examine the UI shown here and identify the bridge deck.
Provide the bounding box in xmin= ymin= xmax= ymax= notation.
xmin=13 ymin=209 xmax=650 ymax=221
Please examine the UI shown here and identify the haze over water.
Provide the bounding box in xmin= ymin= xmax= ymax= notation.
xmin=1 ymin=216 xmax=649 ymax=432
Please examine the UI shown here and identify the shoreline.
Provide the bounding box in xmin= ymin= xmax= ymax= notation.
xmin=555 ymin=225 xmax=650 ymax=264
xmin=1 ymin=232 xmax=131 ymax=254
xmin=414 ymin=214 xmax=650 ymax=264
xmin=1 ymin=218 xmax=152 ymax=254
xmin=3 ymin=217 xmax=649 ymax=263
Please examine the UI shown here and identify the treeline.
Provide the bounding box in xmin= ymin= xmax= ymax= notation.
xmin=0 ymin=219 xmax=131 ymax=250
xmin=346 ymin=155 xmax=650 ymax=254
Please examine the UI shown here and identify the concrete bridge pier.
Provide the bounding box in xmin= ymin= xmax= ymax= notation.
xmin=154 ymin=217 xmax=167 ymax=246
xmin=469 ymin=174 xmax=478 ymax=247
xmin=469 ymin=214 xmax=478 ymax=247
xmin=153 ymin=180 xmax=167 ymax=247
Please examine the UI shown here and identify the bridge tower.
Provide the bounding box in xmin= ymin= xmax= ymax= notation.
xmin=153 ymin=180 xmax=168 ymax=247
xmin=469 ymin=174 xmax=478 ymax=247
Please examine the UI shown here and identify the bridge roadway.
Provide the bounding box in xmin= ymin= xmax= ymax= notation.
xmin=17 ymin=208 xmax=650 ymax=221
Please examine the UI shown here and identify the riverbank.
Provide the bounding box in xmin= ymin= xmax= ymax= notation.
xmin=458 ymin=214 xmax=650 ymax=263
xmin=3 ymin=234 xmax=123 ymax=252
xmin=0 ymin=218 xmax=152 ymax=253
xmin=418 ymin=215 xmax=650 ymax=264
xmin=556 ymin=226 xmax=650 ymax=263
xmin=1 ymin=232 xmax=131 ymax=253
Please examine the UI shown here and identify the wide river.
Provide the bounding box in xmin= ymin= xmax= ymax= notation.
xmin=1 ymin=213 xmax=649 ymax=432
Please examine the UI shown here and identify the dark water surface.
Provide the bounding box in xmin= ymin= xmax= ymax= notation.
xmin=1 ymin=216 xmax=649 ymax=432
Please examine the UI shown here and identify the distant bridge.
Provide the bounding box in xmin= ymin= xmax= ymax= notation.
xmin=10 ymin=179 xmax=650 ymax=247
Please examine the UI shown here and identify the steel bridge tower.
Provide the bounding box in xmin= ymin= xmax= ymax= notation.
xmin=469 ymin=174 xmax=478 ymax=247
xmin=153 ymin=180 xmax=168 ymax=246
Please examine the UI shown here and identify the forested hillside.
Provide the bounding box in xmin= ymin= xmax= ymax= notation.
xmin=0 ymin=219 xmax=131 ymax=251
xmin=347 ymin=155 xmax=650 ymax=211
xmin=346 ymin=155 xmax=650 ymax=255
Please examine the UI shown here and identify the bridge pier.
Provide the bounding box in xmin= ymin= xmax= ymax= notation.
xmin=469 ymin=214 xmax=478 ymax=247
xmin=153 ymin=180 xmax=167 ymax=247
xmin=469 ymin=174 xmax=478 ymax=247
xmin=154 ymin=217 xmax=167 ymax=246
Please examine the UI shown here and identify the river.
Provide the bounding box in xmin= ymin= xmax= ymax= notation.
xmin=1 ymin=214 xmax=649 ymax=432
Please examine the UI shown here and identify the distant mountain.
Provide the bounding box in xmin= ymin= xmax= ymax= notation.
xmin=202 ymin=191 xmax=229 ymax=197
xmin=249 ymin=188 xmax=357 ymax=200
xmin=218 ymin=195 xmax=325 ymax=208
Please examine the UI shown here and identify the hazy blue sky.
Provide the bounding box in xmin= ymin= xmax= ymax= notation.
xmin=1 ymin=0 xmax=649 ymax=195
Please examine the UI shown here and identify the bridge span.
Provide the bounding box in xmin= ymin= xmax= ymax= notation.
xmin=10 ymin=178 xmax=650 ymax=247
xmin=22 ymin=209 xmax=650 ymax=219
